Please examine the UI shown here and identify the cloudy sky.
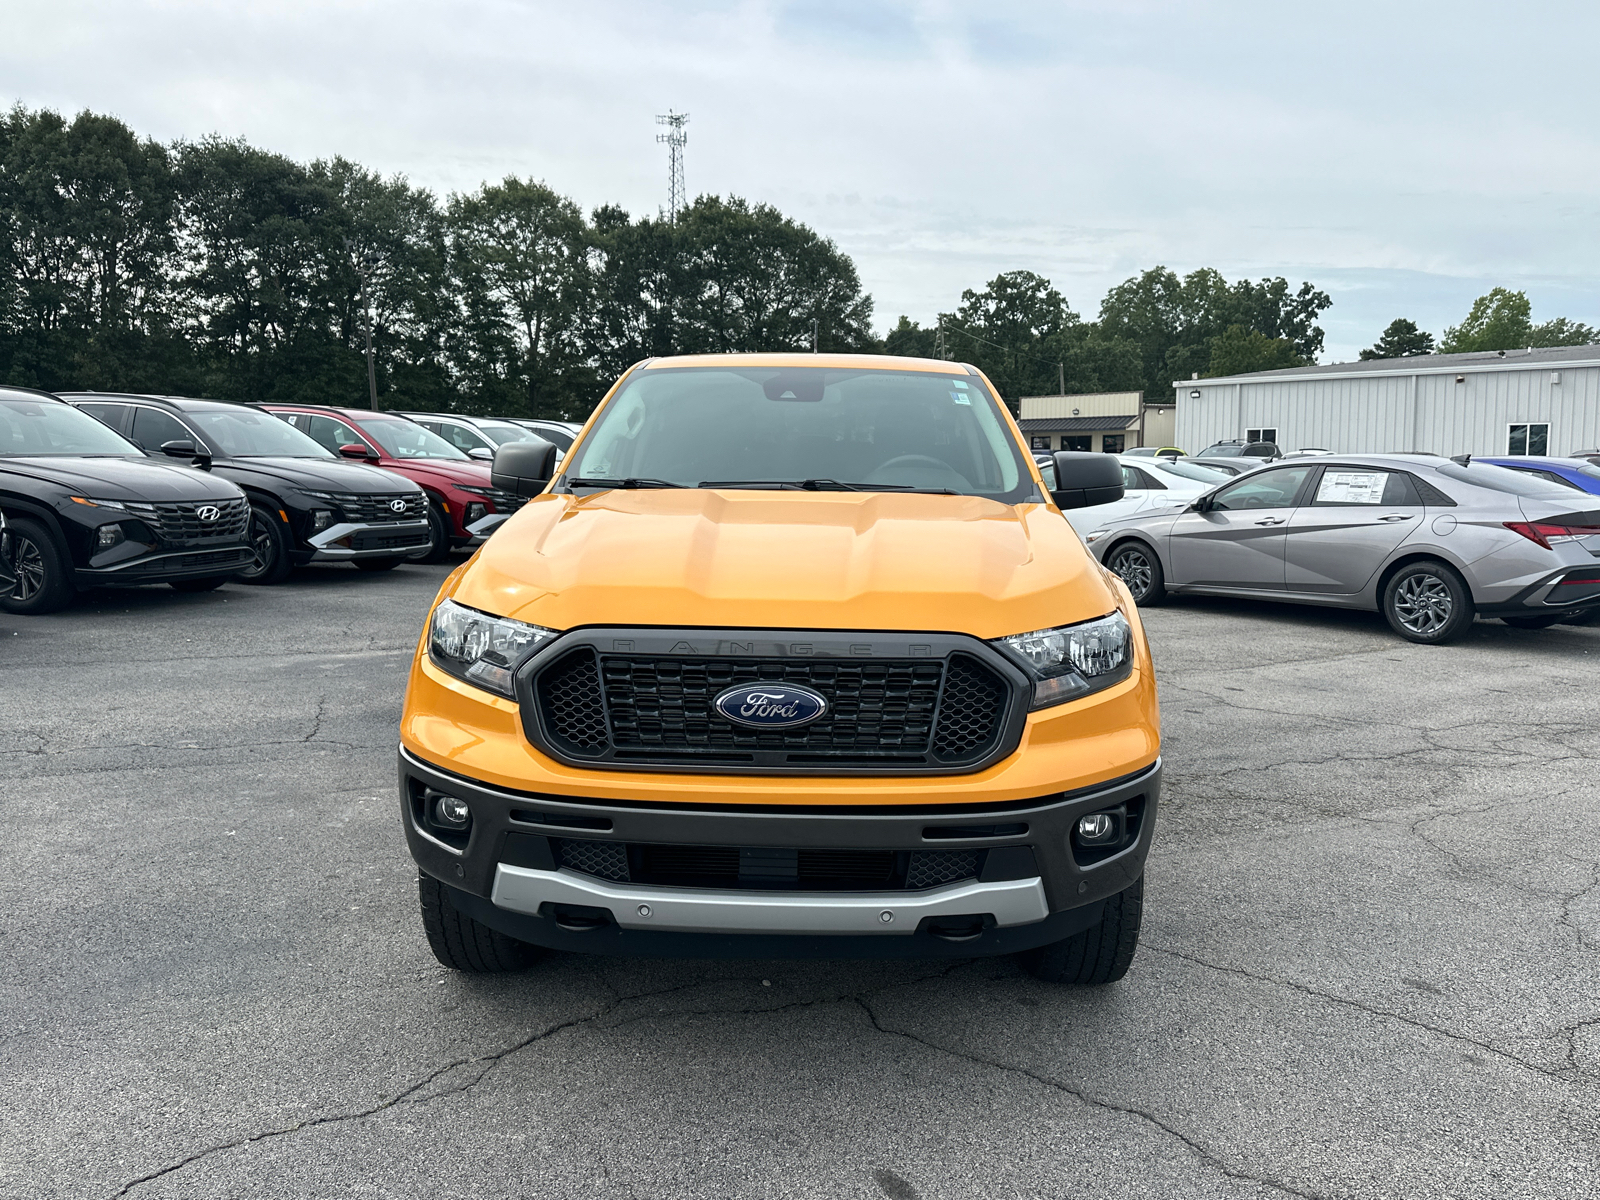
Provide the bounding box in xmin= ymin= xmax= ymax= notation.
xmin=7 ymin=0 xmax=1600 ymax=361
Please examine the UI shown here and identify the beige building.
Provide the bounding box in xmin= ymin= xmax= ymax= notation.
xmin=1017 ymin=392 xmax=1175 ymax=454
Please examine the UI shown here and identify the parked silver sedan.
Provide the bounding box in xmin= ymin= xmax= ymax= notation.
xmin=1081 ymin=454 xmax=1600 ymax=643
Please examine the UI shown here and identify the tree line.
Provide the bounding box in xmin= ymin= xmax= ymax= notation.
xmin=7 ymin=106 xmax=1594 ymax=421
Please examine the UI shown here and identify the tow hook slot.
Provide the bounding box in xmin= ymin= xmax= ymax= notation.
xmin=544 ymin=903 xmax=614 ymax=931
xmin=920 ymin=913 xmax=994 ymax=942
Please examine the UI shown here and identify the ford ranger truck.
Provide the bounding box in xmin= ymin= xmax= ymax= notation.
xmin=398 ymin=354 xmax=1160 ymax=984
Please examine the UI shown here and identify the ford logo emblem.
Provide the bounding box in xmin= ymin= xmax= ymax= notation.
xmin=196 ymin=505 xmax=220 ymax=521
xmin=389 ymin=499 xmax=407 ymax=512
xmin=712 ymin=683 xmax=828 ymax=729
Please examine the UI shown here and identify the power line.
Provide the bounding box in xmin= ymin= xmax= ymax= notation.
xmin=940 ymin=316 xmax=1067 ymax=391
xmin=655 ymin=110 xmax=689 ymax=222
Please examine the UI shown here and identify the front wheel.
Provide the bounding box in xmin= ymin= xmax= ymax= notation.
xmin=418 ymin=873 xmax=540 ymax=973
xmin=0 ymin=518 xmax=75 ymax=615
xmin=237 ymin=506 xmax=292 ymax=585
xmin=1020 ymin=875 xmax=1143 ymax=985
xmin=417 ymin=502 xmax=455 ymax=564
xmin=1106 ymin=541 xmax=1166 ymax=606
xmin=1382 ymin=560 xmax=1474 ymax=644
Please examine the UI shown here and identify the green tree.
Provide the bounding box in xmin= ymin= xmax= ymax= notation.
xmin=1437 ymin=288 xmax=1532 ymax=353
xmin=1529 ymin=315 xmax=1599 ymax=347
xmin=1204 ymin=325 xmax=1305 ymax=377
xmin=941 ymin=270 xmax=1073 ymax=404
xmin=882 ymin=315 xmax=938 ymax=359
xmin=447 ymin=177 xmax=592 ymax=420
xmin=1360 ymin=318 xmax=1435 ymax=360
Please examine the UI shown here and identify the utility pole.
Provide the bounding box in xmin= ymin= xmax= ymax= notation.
xmin=655 ymin=111 xmax=689 ymax=222
xmin=1058 ymin=361 xmax=1064 ymax=395
xmin=812 ymin=317 xmax=819 ymax=353
xmin=935 ymin=317 xmax=947 ymax=360
xmin=345 ymin=240 xmax=381 ymax=409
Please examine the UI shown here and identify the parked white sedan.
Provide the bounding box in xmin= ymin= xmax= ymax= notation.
xmin=1040 ymin=454 xmax=1233 ymax=537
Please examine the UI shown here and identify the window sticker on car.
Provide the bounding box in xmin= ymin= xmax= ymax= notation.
xmin=951 ymin=392 xmax=971 ymax=405
xmin=1317 ymin=471 xmax=1386 ymax=504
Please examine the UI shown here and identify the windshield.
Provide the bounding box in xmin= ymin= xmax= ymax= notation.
xmin=353 ymin=416 xmax=468 ymax=460
xmin=189 ymin=408 xmax=333 ymax=458
xmin=563 ymin=366 xmax=1031 ymax=499
xmin=0 ymin=397 xmax=143 ymax=456
xmin=1435 ymin=462 xmax=1581 ymax=497
xmin=1201 ymin=443 xmax=1243 ymax=457
xmin=476 ymin=420 xmax=539 ymax=446
xmin=1575 ymin=463 xmax=1600 ymax=483
xmin=1151 ymin=459 xmax=1231 ymax=484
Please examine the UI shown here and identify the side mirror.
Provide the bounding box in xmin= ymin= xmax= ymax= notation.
xmin=468 ymin=446 xmax=495 ymax=461
xmin=491 ymin=437 xmax=558 ymax=497
xmin=338 ymin=443 xmax=376 ymax=461
xmin=1049 ymin=451 xmax=1124 ymax=510
xmin=1187 ymin=496 xmax=1211 ymax=514
xmin=160 ymin=439 xmax=212 ymax=470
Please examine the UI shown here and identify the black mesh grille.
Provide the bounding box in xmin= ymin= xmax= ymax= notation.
xmin=601 ymin=657 xmax=943 ymax=759
xmin=552 ymin=842 xmax=982 ymax=892
xmin=906 ymin=850 xmax=980 ymax=889
xmin=537 ymin=650 xmax=608 ymax=757
xmin=526 ymin=638 xmax=1019 ymax=773
xmin=333 ymin=493 xmax=427 ymax=523
xmin=483 ymin=488 xmax=528 ymax=515
xmin=125 ymin=498 xmax=250 ymax=545
xmin=554 ymin=838 xmax=629 ymax=881
xmin=931 ymin=655 xmax=1008 ymax=761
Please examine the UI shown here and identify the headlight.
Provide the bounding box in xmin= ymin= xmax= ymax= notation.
xmin=70 ymin=496 xmax=130 ymax=511
xmin=456 ymin=485 xmax=496 ymax=496
xmin=427 ymin=598 xmax=558 ymax=699
xmin=995 ymin=611 xmax=1134 ymax=709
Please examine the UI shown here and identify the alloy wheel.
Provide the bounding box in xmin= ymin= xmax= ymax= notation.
xmin=1110 ymin=547 xmax=1153 ymax=599
xmin=242 ymin=513 xmax=275 ymax=579
xmin=1393 ymin=572 xmax=1453 ymax=636
xmin=11 ymin=535 xmax=45 ymax=601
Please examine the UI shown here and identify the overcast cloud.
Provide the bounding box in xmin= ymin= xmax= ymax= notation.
xmin=6 ymin=0 xmax=1600 ymax=361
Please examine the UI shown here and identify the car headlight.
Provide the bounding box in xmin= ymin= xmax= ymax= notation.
xmin=456 ymin=485 xmax=496 ymax=496
xmin=995 ymin=611 xmax=1134 ymax=709
xmin=427 ymin=598 xmax=558 ymax=699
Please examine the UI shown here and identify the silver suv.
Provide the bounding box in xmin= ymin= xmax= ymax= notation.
xmin=1084 ymin=454 xmax=1600 ymax=642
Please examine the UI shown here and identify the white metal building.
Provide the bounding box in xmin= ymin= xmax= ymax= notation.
xmin=1173 ymin=345 xmax=1600 ymax=458
xmin=1017 ymin=392 xmax=1177 ymax=454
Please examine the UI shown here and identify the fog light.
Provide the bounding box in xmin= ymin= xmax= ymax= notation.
xmin=96 ymin=523 xmax=125 ymax=550
xmin=1077 ymin=812 xmax=1118 ymax=844
xmin=465 ymin=502 xmax=487 ymax=523
xmin=311 ymin=509 xmax=333 ymax=532
xmin=435 ymin=795 xmax=471 ymax=828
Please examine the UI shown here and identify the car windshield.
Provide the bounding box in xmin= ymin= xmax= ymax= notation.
xmin=476 ymin=420 xmax=539 ymax=446
xmin=188 ymin=408 xmax=333 ymax=458
xmin=563 ymin=366 xmax=1030 ymax=499
xmin=1575 ymin=463 xmax=1600 ymax=482
xmin=0 ymin=397 xmax=142 ymax=456
xmin=1201 ymin=443 xmax=1243 ymax=456
xmin=1151 ymin=459 xmax=1231 ymax=484
xmin=1434 ymin=462 xmax=1582 ymax=497
xmin=353 ymin=416 xmax=468 ymax=460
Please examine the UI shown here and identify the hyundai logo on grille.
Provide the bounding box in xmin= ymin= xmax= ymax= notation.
xmin=195 ymin=505 xmax=221 ymax=522
xmin=389 ymin=499 xmax=407 ymax=512
xmin=712 ymin=683 xmax=828 ymax=729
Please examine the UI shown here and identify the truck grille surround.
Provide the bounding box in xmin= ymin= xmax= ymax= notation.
xmin=518 ymin=630 xmax=1028 ymax=775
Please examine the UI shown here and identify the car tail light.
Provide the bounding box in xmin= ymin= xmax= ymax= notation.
xmin=1504 ymin=521 xmax=1600 ymax=549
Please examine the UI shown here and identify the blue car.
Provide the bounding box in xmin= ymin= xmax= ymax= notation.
xmin=1477 ymin=456 xmax=1600 ymax=496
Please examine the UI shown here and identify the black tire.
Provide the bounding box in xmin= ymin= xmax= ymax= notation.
xmin=1 ymin=518 xmax=75 ymax=615
xmin=1020 ymin=875 xmax=1143 ymax=985
xmin=417 ymin=501 xmax=455 ymax=564
xmin=236 ymin=506 xmax=292 ymax=585
xmin=1106 ymin=540 xmax=1166 ymax=606
xmin=169 ymin=576 xmax=230 ymax=593
xmin=1502 ymin=613 xmax=1567 ymax=630
xmin=418 ymin=873 xmax=539 ymax=973
xmin=1382 ymin=559 xmax=1474 ymax=644
xmin=354 ymin=557 xmax=403 ymax=572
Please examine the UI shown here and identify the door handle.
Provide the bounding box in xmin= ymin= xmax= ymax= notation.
xmin=1377 ymin=514 xmax=1414 ymax=522
xmin=1254 ymin=517 xmax=1286 ymax=526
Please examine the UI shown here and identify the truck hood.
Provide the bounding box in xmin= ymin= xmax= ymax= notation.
xmin=454 ymin=489 xmax=1122 ymax=638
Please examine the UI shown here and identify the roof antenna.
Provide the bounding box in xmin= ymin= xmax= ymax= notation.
xmin=1450 ymin=453 xmax=1471 ymax=466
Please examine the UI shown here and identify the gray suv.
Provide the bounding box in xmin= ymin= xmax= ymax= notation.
xmin=1082 ymin=454 xmax=1600 ymax=643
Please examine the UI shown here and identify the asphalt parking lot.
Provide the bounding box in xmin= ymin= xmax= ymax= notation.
xmin=2 ymin=563 xmax=1598 ymax=1200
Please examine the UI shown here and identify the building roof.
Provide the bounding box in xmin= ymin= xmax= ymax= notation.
xmin=1017 ymin=415 xmax=1137 ymax=433
xmin=1180 ymin=344 xmax=1600 ymax=388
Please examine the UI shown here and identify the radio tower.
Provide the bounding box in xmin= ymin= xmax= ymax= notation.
xmin=655 ymin=110 xmax=689 ymax=222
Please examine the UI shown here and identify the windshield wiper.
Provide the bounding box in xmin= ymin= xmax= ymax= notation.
xmin=699 ymin=478 xmax=960 ymax=494
xmin=567 ymin=476 xmax=685 ymax=489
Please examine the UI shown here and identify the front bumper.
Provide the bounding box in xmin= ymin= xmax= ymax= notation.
xmin=73 ymin=545 xmax=253 ymax=586
xmin=306 ymin=520 xmax=431 ymax=561
xmin=400 ymin=747 xmax=1159 ymax=959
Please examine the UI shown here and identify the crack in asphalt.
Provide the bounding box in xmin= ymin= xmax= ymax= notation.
xmin=1146 ymin=944 xmax=1590 ymax=1085
xmin=851 ymin=995 xmax=1326 ymax=1200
